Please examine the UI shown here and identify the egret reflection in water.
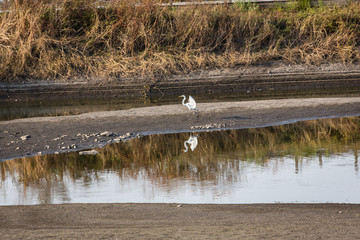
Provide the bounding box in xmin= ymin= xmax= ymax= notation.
xmin=184 ymin=134 xmax=198 ymax=152
xmin=1 ymin=117 xmax=360 ymax=205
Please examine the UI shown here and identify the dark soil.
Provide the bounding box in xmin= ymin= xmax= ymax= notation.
xmin=2 ymin=62 xmax=360 ymax=101
xmin=1 ymin=203 xmax=360 ymax=239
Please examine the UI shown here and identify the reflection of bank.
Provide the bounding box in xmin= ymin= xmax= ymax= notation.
xmin=184 ymin=135 xmax=198 ymax=152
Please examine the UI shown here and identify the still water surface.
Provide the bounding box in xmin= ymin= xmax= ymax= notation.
xmin=2 ymin=88 xmax=360 ymax=121
xmin=0 ymin=117 xmax=359 ymax=205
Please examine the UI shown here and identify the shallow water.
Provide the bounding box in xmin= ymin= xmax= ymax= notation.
xmin=2 ymin=87 xmax=360 ymax=121
xmin=0 ymin=117 xmax=359 ymax=205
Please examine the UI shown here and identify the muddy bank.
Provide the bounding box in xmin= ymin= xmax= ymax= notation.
xmin=1 ymin=97 xmax=360 ymax=161
xmin=0 ymin=203 xmax=360 ymax=239
xmin=2 ymin=63 xmax=360 ymax=100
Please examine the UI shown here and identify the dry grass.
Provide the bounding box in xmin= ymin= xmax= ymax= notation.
xmin=0 ymin=0 xmax=359 ymax=81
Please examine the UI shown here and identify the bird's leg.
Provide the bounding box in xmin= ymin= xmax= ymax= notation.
xmin=191 ymin=111 xmax=200 ymax=120
xmin=196 ymin=113 xmax=200 ymax=120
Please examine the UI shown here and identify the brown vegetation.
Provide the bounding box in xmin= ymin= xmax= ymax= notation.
xmin=0 ymin=0 xmax=359 ymax=81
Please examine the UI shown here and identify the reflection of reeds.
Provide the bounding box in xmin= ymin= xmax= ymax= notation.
xmin=1 ymin=117 xmax=359 ymax=188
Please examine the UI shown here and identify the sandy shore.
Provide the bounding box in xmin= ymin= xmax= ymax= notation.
xmin=1 ymin=203 xmax=360 ymax=239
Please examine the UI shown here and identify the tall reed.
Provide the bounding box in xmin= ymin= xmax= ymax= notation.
xmin=0 ymin=0 xmax=359 ymax=81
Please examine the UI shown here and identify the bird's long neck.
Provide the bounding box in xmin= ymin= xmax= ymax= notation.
xmin=182 ymin=96 xmax=186 ymax=106
xmin=184 ymin=141 xmax=189 ymax=152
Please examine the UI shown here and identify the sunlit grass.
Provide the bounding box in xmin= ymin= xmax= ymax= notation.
xmin=0 ymin=0 xmax=359 ymax=81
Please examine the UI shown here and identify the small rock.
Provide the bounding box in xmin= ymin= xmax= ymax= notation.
xmin=100 ymin=131 xmax=115 ymax=137
xmin=117 ymin=132 xmax=134 ymax=140
xmin=16 ymin=147 xmax=20 ymax=150
xmin=20 ymin=135 xmax=31 ymax=141
xmin=176 ymin=204 xmax=182 ymax=208
xmin=55 ymin=151 xmax=59 ymax=154
xmin=191 ymin=123 xmax=225 ymax=130
xmin=79 ymin=150 xmax=99 ymax=155
xmin=37 ymin=152 xmax=42 ymax=155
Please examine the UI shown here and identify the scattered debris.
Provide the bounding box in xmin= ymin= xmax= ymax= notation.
xmin=53 ymin=135 xmax=67 ymax=141
xmin=100 ymin=131 xmax=116 ymax=137
xmin=191 ymin=123 xmax=226 ymax=130
xmin=20 ymin=135 xmax=31 ymax=141
xmin=113 ymin=132 xmax=135 ymax=142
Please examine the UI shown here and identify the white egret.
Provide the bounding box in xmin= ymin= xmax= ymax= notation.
xmin=179 ymin=95 xmax=198 ymax=112
xmin=184 ymin=135 xmax=198 ymax=152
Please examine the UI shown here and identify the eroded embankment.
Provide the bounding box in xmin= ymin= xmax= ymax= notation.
xmin=2 ymin=62 xmax=360 ymax=100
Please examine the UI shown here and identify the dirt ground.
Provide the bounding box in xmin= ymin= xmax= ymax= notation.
xmin=0 ymin=203 xmax=360 ymax=239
